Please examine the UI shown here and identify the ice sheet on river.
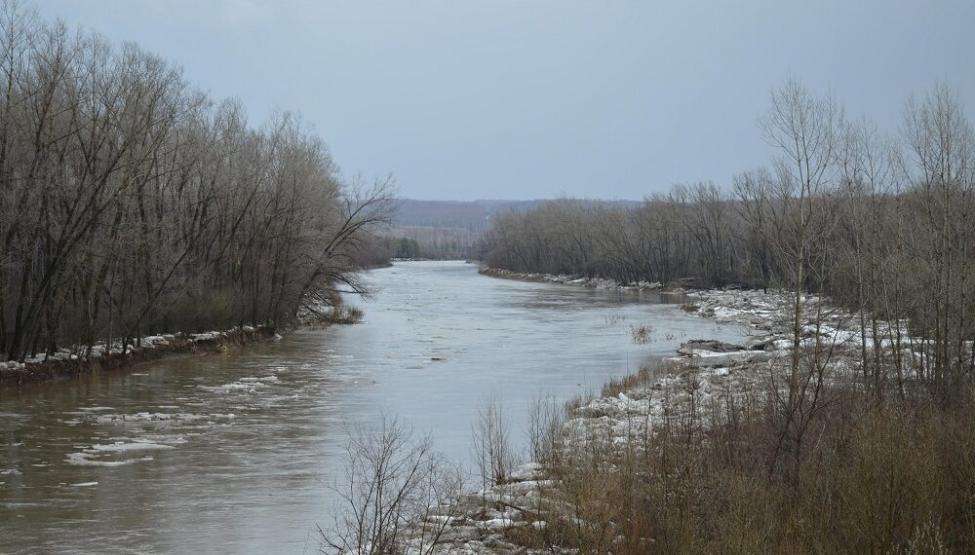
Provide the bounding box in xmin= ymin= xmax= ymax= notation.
xmin=66 ymin=436 xmax=185 ymax=467
xmin=197 ymin=375 xmax=282 ymax=394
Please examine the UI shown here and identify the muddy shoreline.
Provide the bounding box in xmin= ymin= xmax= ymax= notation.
xmin=0 ymin=326 xmax=279 ymax=389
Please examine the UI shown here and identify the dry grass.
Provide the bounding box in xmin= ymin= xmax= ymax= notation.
xmin=599 ymin=360 xmax=673 ymax=398
xmin=511 ymin=370 xmax=975 ymax=554
xmin=325 ymin=306 xmax=364 ymax=325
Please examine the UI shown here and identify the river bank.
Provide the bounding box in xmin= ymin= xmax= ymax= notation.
xmin=0 ymin=326 xmax=280 ymax=388
xmin=0 ymin=292 xmax=375 ymax=388
xmin=392 ymin=269 xmax=869 ymax=554
xmin=478 ymin=267 xmax=661 ymax=291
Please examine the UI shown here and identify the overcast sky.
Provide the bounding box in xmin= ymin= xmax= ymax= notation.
xmin=35 ymin=0 xmax=975 ymax=201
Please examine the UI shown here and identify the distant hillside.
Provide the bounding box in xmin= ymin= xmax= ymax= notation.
xmin=391 ymin=199 xmax=640 ymax=233
xmin=390 ymin=199 xmax=539 ymax=233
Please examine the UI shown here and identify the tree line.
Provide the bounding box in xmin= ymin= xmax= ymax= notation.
xmin=482 ymin=79 xmax=975 ymax=401
xmin=0 ymin=2 xmax=392 ymax=363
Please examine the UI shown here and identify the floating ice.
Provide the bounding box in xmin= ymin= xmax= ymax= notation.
xmin=198 ymin=381 xmax=264 ymax=394
xmin=66 ymin=453 xmax=153 ymax=467
xmin=88 ymin=412 xmax=235 ymax=424
xmin=89 ymin=441 xmax=175 ymax=453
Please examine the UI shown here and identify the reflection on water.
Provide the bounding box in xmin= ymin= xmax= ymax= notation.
xmin=0 ymin=261 xmax=745 ymax=553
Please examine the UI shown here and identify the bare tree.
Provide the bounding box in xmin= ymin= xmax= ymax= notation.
xmin=758 ymin=78 xmax=843 ymax=482
xmin=472 ymin=396 xmax=517 ymax=488
xmin=321 ymin=417 xmax=463 ymax=555
xmin=900 ymin=84 xmax=975 ymax=397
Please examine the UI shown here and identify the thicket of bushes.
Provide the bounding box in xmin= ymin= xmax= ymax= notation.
xmin=0 ymin=3 xmax=392 ymax=363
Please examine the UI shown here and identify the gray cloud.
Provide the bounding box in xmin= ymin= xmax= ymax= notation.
xmin=35 ymin=0 xmax=975 ymax=200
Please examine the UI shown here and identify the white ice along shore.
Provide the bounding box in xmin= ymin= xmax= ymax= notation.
xmin=0 ymin=325 xmax=270 ymax=376
xmin=479 ymin=267 xmax=662 ymax=291
xmin=390 ymin=272 xmax=924 ymax=554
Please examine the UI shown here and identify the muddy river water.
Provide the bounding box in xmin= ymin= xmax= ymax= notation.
xmin=0 ymin=261 xmax=745 ymax=553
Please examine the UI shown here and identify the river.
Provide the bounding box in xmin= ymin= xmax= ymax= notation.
xmin=0 ymin=261 xmax=745 ymax=554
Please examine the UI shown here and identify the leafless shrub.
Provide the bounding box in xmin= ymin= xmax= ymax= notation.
xmin=629 ymin=323 xmax=655 ymax=344
xmin=321 ymin=417 xmax=463 ymax=555
xmin=528 ymin=395 xmax=565 ymax=465
xmin=472 ymin=396 xmax=518 ymax=488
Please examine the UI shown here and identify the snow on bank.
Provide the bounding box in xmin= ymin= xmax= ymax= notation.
xmin=0 ymin=326 xmax=273 ymax=385
xmin=479 ymin=267 xmax=660 ymax=291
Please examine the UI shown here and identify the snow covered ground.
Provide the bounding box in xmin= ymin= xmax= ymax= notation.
xmin=479 ymin=267 xmax=661 ymax=291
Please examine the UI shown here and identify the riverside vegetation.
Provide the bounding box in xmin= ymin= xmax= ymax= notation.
xmin=321 ymin=81 xmax=975 ymax=554
xmin=0 ymin=2 xmax=393 ymax=379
